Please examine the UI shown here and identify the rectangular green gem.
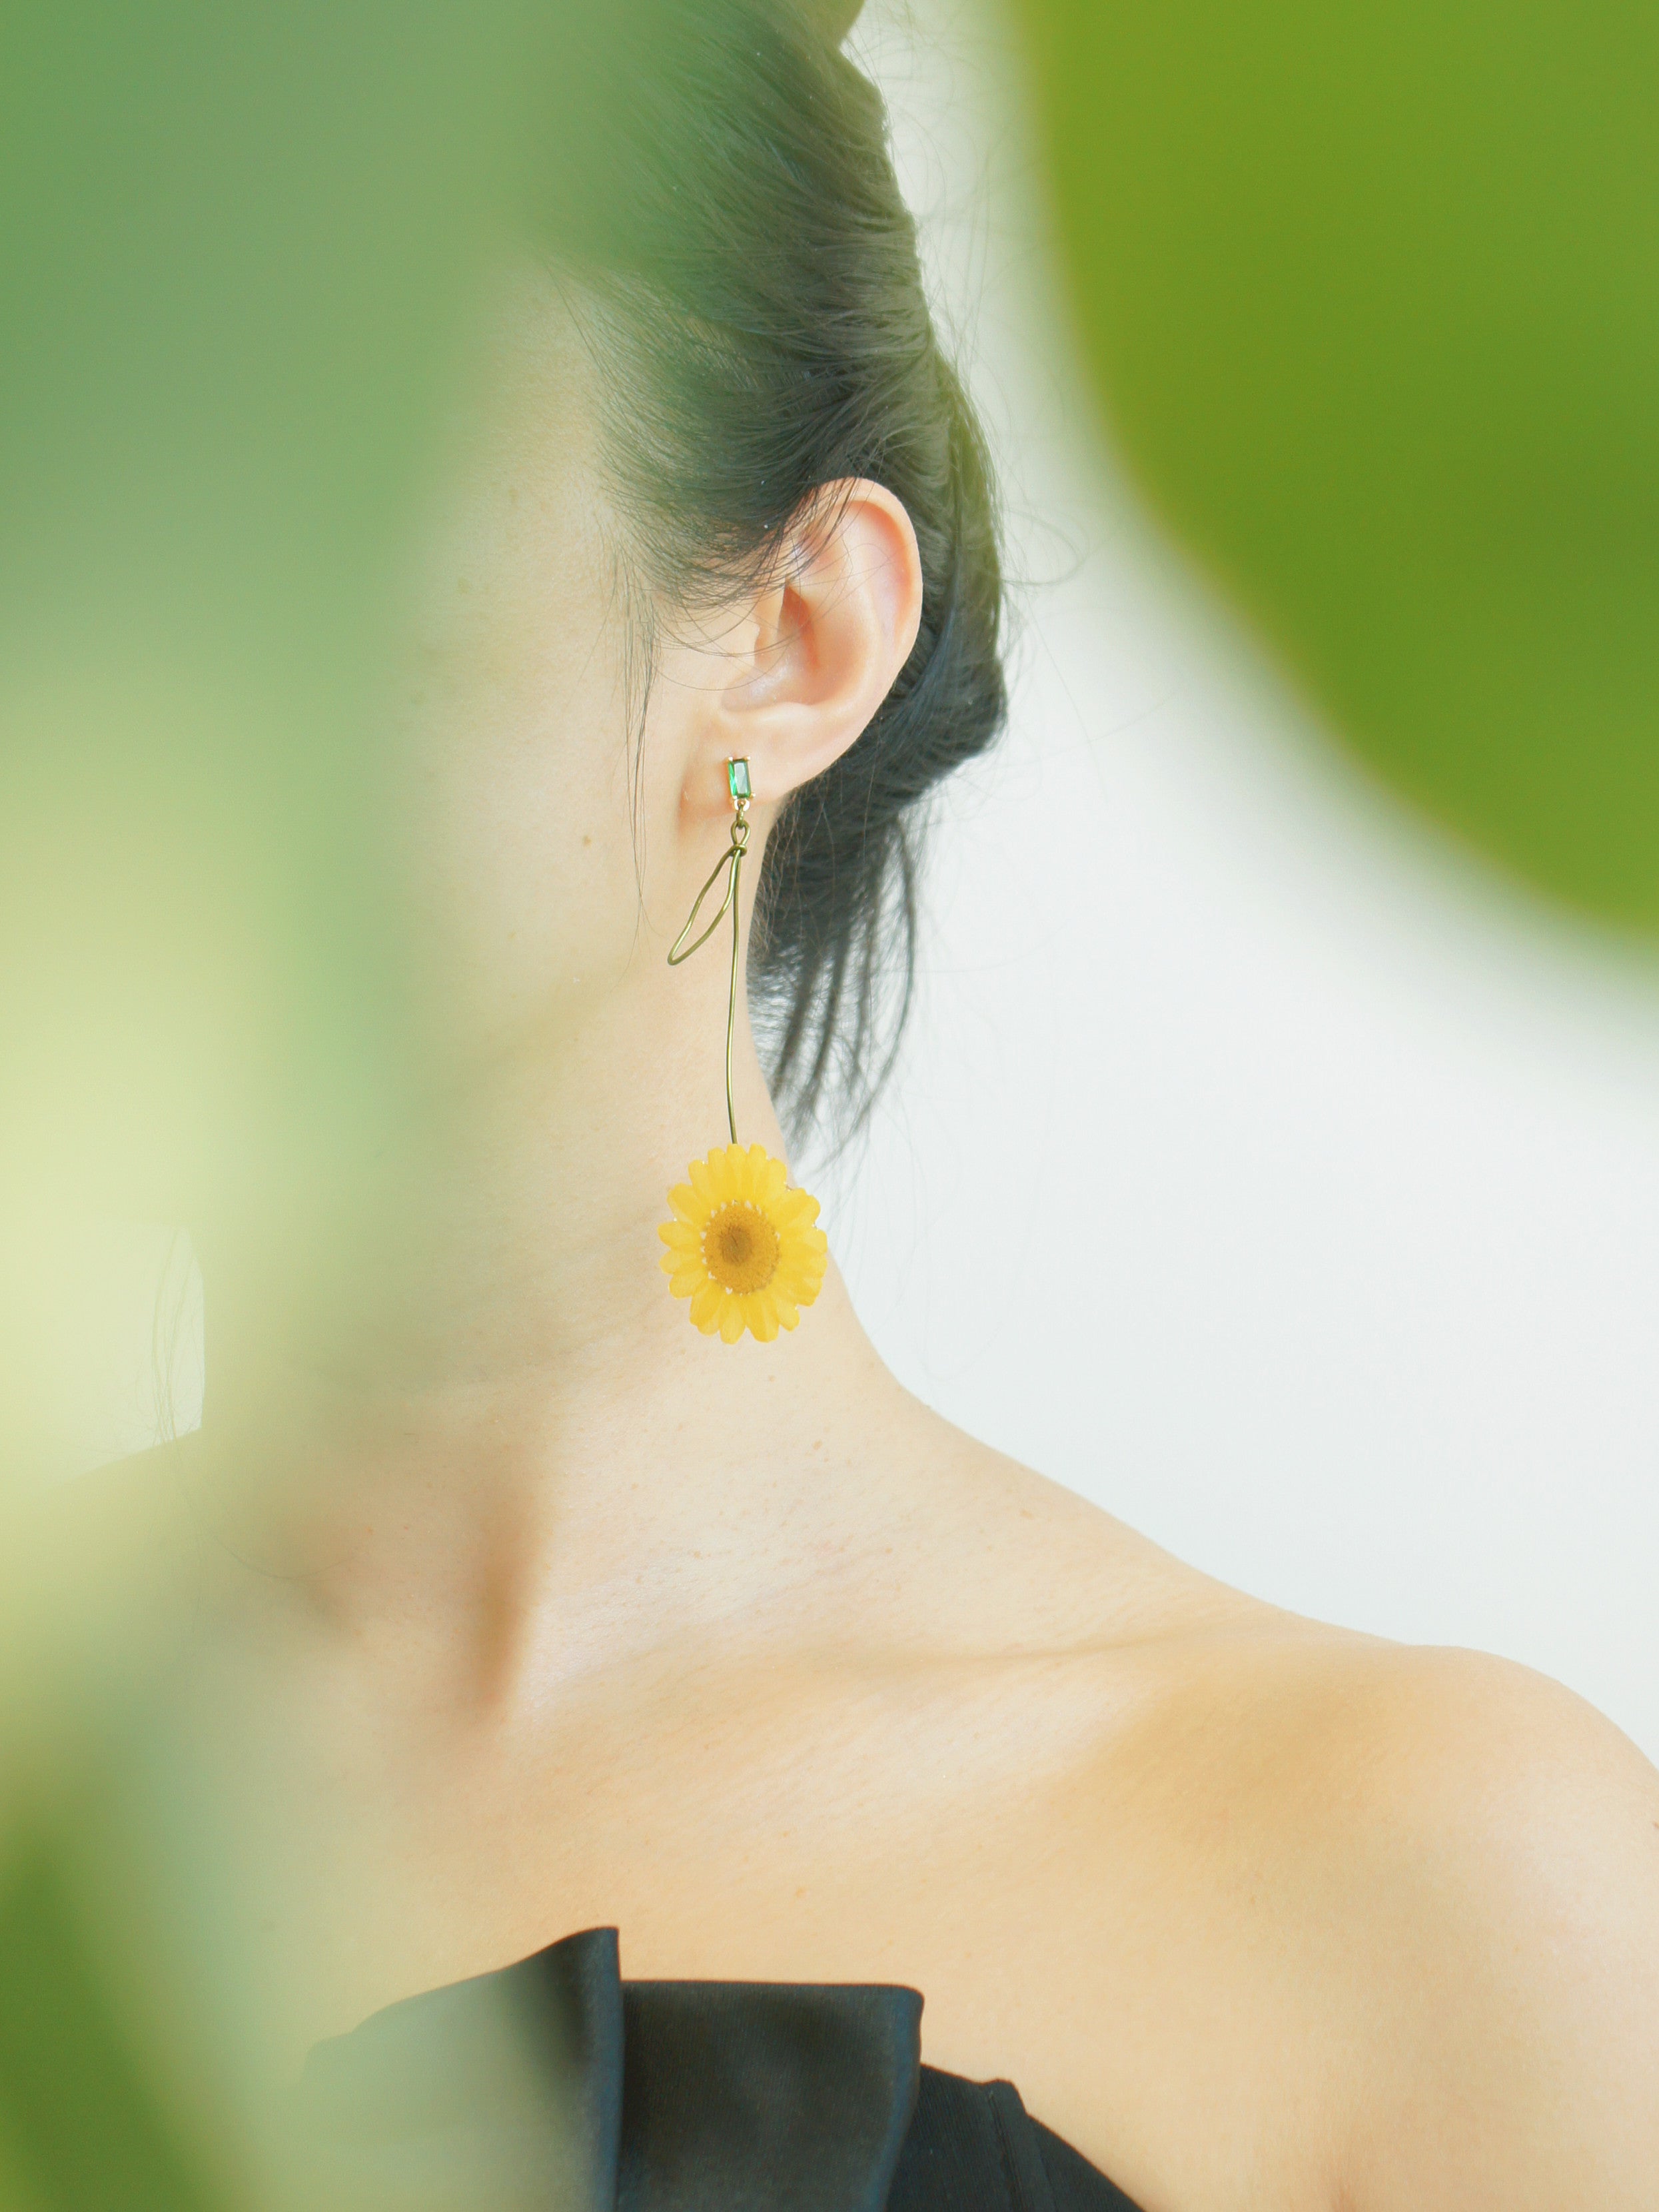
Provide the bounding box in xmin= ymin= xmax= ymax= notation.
xmin=727 ymin=758 xmax=752 ymax=802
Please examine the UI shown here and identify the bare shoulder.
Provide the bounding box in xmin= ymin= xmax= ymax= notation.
xmin=881 ymin=1432 xmax=1656 ymax=2206
xmin=1074 ymin=1624 xmax=1659 ymax=2210
xmin=1309 ymin=1641 xmax=1659 ymax=2209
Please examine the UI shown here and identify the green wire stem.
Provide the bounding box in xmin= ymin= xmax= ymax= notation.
xmin=667 ymin=795 xmax=751 ymax=1146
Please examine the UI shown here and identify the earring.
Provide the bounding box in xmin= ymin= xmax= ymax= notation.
xmin=658 ymin=758 xmax=828 ymax=1344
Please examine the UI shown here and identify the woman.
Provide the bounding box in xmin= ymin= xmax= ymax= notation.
xmin=113 ymin=1 xmax=1658 ymax=2205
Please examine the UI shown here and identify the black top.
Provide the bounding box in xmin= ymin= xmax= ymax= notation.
xmin=299 ymin=1928 xmax=1143 ymax=2211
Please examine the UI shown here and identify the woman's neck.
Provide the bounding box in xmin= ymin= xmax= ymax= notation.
xmin=199 ymin=959 xmax=919 ymax=1691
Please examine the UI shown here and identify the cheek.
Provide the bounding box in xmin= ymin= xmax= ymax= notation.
xmin=390 ymin=557 xmax=645 ymax=1070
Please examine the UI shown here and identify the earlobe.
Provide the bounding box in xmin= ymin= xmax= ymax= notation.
xmin=716 ymin=478 xmax=923 ymax=806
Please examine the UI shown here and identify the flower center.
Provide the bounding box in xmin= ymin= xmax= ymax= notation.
xmin=703 ymin=1201 xmax=781 ymax=1294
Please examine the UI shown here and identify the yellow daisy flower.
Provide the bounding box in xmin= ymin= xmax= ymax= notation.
xmin=658 ymin=1142 xmax=829 ymax=1343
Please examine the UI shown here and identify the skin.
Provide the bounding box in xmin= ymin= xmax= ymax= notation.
xmin=98 ymin=273 xmax=1659 ymax=2212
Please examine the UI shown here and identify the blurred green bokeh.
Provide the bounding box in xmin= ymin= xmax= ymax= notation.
xmin=0 ymin=3 xmax=558 ymax=2199
xmin=1015 ymin=0 xmax=1659 ymax=929
xmin=0 ymin=1832 xmax=233 ymax=2212
xmin=0 ymin=0 xmax=551 ymax=1454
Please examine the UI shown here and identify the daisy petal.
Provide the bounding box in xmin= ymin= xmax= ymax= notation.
xmin=689 ymin=1282 xmax=724 ymax=1333
xmin=746 ymin=1290 xmax=779 ymax=1343
xmin=670 ymin=1266 xmax=707 ymax=1298
xmin=706 ymin=1147 xmax=738 ymax=1202
xmin=669 ymin=1183 xmax=707 ymax=1226
xmin=718 ymin=1295 xmax=746 ymax=1345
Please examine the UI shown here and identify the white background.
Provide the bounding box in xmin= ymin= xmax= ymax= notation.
xmin=818 ymin=0 xmax=1659 ymax=1763
xmin=76 ymin=0 xmax=1659 ymax=1767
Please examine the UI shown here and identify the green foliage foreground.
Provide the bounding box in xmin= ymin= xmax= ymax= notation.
xmin=1015 ymin=0 xmax=1659 ymax=929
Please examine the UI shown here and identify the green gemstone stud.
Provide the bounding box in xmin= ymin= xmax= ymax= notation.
xmin=727 ymin=757 xmax=752 ymax=804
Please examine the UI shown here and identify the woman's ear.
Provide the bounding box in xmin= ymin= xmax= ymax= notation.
xmin=710 ymin=479 xmax=923 ymax=807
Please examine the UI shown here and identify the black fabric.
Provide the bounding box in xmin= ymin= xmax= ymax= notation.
xmin=300 ymin=1928 xmax=1141 ymax=2211
xmin=293 ymin=1938 xmax=609 ymax=2211
xmin=887 ymin=2069 xmax=1139 ymax=2212
xmin=1032 ymin=2115 xmax=1143 ymax=2212
xmin=619 ymin=1979 xmax=920 ymax=2211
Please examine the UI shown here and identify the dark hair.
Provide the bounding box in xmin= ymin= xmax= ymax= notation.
xmin=542 ymin=0 xmax=1005 ymax=1144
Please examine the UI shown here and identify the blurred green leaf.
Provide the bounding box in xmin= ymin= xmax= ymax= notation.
xmin=0 ymin=1830 xmax=231 ymax=2212
xmin=0 ymin=0 xmax=568 ymax=2193
xmin=1015 ymin=0 xmax=1659 ymax=927
xmin=0 ymin=0 xmax=556 ymax=1456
